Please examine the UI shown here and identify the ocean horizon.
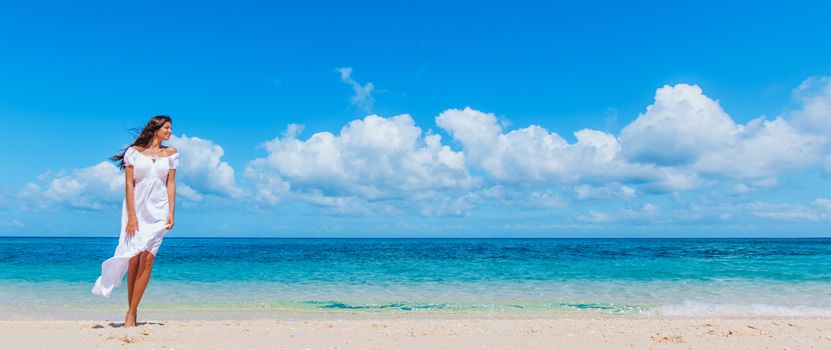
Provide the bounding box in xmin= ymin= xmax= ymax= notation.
xmin=2 ymin=237 xmax=830 ymax=320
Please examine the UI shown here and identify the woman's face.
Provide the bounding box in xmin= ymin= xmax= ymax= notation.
xmin=156 ymin=122 xmax=172 ymax=141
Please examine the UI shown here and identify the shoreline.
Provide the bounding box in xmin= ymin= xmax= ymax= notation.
xmin=2 ymin=316 xmax=828 ymax=349
xmin=6 ymin=308 xmax=831 ymax=322
xmin=5 ymin=300 xmax=831 ymax=321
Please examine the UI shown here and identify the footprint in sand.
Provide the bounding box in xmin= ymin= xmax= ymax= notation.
xmin=106 ymin=334 xmax=139 ymax=344
xmin=651 ymin=333 xmax=684 ymax=343
xmin=746 ymin=325 xmax=762 ymax=335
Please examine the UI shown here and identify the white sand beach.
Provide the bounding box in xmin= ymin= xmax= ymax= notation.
xmin=2 ymin=316 xmax=828 ymax=349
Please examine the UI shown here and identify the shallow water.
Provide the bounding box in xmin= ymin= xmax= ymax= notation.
xmin=1 ymin=237 xmax=829 ymax=319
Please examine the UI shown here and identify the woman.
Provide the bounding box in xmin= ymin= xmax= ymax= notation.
xmin=92 ymin=115 xmax=178 ymax=327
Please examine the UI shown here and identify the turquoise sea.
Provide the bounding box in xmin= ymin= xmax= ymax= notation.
xmin=1 ymin=237 xmax=829 ymax=319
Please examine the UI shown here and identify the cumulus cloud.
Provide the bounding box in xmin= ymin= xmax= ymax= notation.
xmin=436 ymin=107 xmax=627 ymax=182
xmin=435 ymin=107 xmax=702 ymax=193
xmin=254 ymin=97 xmax=831 ymax=218
xmin=16 ymin=77 xmax=831 ymax=222
xmin=336 ymin=67 xmax=375 ymax=112
xmin=18 ymin=161 xmax=124 ymax=210
xmin=620 ymin=84 xmax=739 ymax=166
xmin=168 ymin=134 xmax=244 ymax=199
xmin=18 ymin=134 xmax=240 ymax=211
xmin=245 ymin=114 xmax=478 ymax=214
xmin=695 ymin=117 xmax=825 ymax=179
xmin=789 ymin=76 xmax=831 ymax=134
xmin=415 ymin=77 xmax=829 ymax=209
xmin=622 ymin=79 xmax=830 ymax=182
xmin=787 ymin=77 xmax=831 ymax=177
xmin=258 ymin=76 xmax=826 ymax=215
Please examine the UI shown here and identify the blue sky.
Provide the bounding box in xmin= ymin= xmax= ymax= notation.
xmin=1 ymin=0 xmax=830 ymax=237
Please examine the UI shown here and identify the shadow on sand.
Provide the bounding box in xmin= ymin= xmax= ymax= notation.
xmin=94 ymin=321 xmax=166 ymax=328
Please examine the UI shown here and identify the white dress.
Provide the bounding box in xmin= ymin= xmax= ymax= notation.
xmin=92 ymin=146 xmax=179 ymax=297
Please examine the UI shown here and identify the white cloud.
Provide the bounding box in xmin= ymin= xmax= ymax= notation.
xmin=574 ymin=184 xmax=613 ymax=200
xmin=746 ymin=202 xmax=819 ymax=221
xmin=743 ymin=199 xmax=831 ymax=222
xmin=18 ymin=134 xmax=240 ymax=211
xmin=787 ymin=77 xmax=831 ymax=177
xmin=436 ymin=107 xmax=626 ymax=183
xmin=336 ymin=67 xmax=375 ymax=112
xmin=429 ymin=79 xmax=829 ymax=202
xmin=177 ymin=184 xmax=204 ymax=202
xmin=727 ymin=178 xmax=780 ymax=196
xmin=620 ymin=84 xmax=739 ymax=166
xmin=469 ymin=186 xmax=566 ymax=209
xmin=435 ymin=107 xmax=702 ymax=193
xmin=729 ymin=183 xmax=752 ymax=195
xmin=695 ymin=117 xmax=825 ymax=179
xmin=576 ymin=203 xmax=660 ymax=223
xmin=15 ymin=78 xmax=831 ymax=222
xmin=18 ymin=161 xmax=123 ymax=210
xmin=573 ymin=184 xmax=637 ymax=201
xmin=245 ymin=114 xmax=478 ymax=213
xmin=616 ymin=81 xmax=828 ymax=181
xmin=667 ymin=201 xmax=736 ymax=223
xmin=635 ymin=170 xmax=703 ymax=194
xmin=434 ymin=107 xmax=504 ymax=169
xmin=168 ymin=134 xmax=244 ymax=199
xmin=789 ymin=76 xmax=831 ymax=134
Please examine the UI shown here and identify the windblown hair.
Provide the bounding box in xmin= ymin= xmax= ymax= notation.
xmin=111 ymin=115 xmax=173 ymax=169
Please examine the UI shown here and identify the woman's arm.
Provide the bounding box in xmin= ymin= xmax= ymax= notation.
xmin=166 ymin=167 xmax=176 ymax=230
xmin=125 ymin=166 xmax=139 ymax=236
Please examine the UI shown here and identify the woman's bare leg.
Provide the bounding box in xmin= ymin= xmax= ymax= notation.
xmin=126 ymin=251 xmax=155 ymax=327
xmin=124 ymin=255 xmax=140 ymax=326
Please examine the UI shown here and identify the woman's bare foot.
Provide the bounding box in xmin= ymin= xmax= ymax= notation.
xmin=124 ymin=310 xmax=137 ymax=327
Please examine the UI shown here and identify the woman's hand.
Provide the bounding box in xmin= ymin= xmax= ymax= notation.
xmin=126 ymin=215 xmax=139 ymax=237
xmin=166 ymin=213 xmax=175 ymax=230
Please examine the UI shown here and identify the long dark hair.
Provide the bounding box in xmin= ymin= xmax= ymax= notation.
xmin=111 ymin=115 xmax=173 ymax=169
